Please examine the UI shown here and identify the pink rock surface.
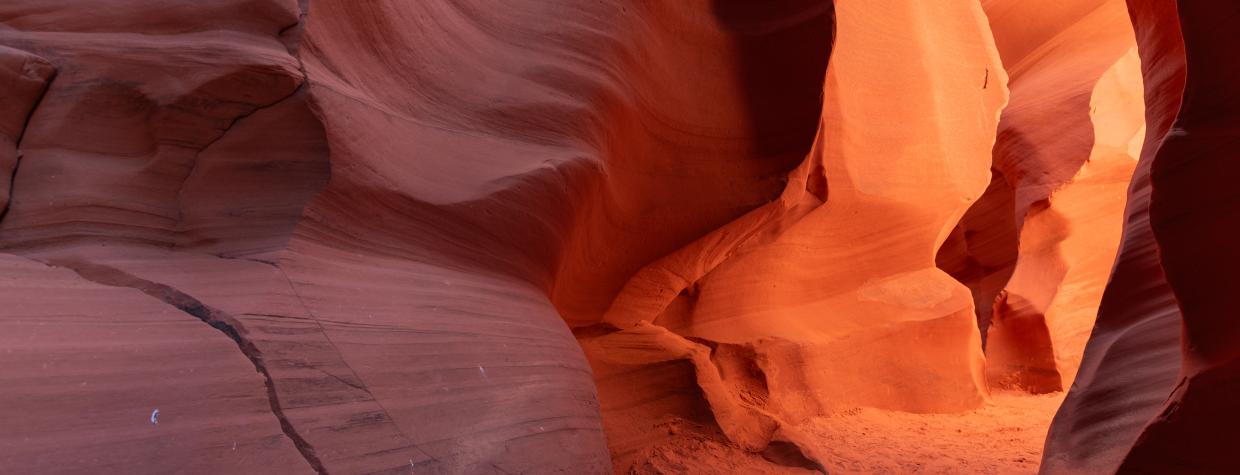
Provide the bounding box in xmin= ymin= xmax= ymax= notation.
xmin=0 ymin=45 xmax=52 ymax=220
xmin=0 ymin=253 xmax=312 ymax=473
xmin=2 ymin=0 xmax=612 ymax=472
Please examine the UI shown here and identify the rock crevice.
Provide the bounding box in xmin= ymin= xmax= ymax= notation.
xmin=33 ymin=256 xmax=331 ymax=474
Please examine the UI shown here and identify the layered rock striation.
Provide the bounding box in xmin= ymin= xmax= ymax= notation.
xmin=2 ymin=1 xmax=1236 ymax=474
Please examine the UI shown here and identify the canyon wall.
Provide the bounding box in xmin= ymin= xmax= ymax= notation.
xmin=1045 ymin=1 xmax=1240 ymax=473
xmin=0 ymin=0 xmax=612 ymax=472
xmin=940 ymin=0 xmax=1142 ymax=394
xmin=0 ymin=0 xmax=836 ymax=472
xmin=3 ymin=0 xmax=1236 ymax=473
xmin=0 ymin=0 xmax=1006 ymax=471
xmin=1124 ymin=2 xmax=1240 ymax=470
xmin=591 ymin=1 xmax=1009 ymax=471
xmin=1070 ymin=1 xmax=1240 ymax=473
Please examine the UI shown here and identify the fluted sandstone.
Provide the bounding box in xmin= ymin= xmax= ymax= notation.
xmin=938 ymin=0 xmax=1144 ymax=394
xmin=1046 ymin=1 xmax=1240 ymax=473
xmin=0 ymin=0 xmax=835 ymax=472
xmin=591 ymin=1 xmax=1008 ymax=471
xmin=1 ymin=1 xmax=1235 ymax=474
xmin=1039 ymin=1 xmax=1185 ymax=473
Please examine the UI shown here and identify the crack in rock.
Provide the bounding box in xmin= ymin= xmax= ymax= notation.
xmin=43 ymin=258 xmax=329 ymax=475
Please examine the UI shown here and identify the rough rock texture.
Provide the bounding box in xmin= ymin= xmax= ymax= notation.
xmin=938 ymin=0 xmax=1143 ymax=394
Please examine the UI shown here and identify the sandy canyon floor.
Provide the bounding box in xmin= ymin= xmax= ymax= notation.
xmin=629 ymin=392 xmax=1064 ymax=474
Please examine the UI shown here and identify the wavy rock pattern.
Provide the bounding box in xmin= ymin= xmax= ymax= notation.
xmin=1112 ymin=1 xmax=1240 ymax=472
xmin=594 ymin=1 xmax=1008 ymax=471
xmin=0 ymin=45 xmax=53 ymax=220
xmin=1039 ymin=0 xmax=1185 ymax=473
xmin=0 ymin=253 xmax=313 ymax=473
xmin=1043 ymin=1 xmax=1240 ymax=473
xmin=939 ymin=0 xmax=1143 ymax=394
xmin=0 ymin=0 xmax=834 ymax=472
xmin=3 ymin=0 xmax=1236 ymax=474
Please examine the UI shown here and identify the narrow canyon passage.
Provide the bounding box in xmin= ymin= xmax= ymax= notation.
xmin=1 ymin=0 xmax=1232 ymax=474
xmin=590 ymin=0 xmax=1146 ymax=472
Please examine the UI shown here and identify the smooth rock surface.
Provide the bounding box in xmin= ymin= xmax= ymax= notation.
xmin=595 ymin=1 xmax=1008 ymax=471
xmin=4 ymin=1 xmax=1236 ymax=474
xmin=1115 ymin=1 xmax=1240 ymax=472
xmin=940 ymin=0 xmax=1143 ymax=394
xmin=1041 ymin=0 xmax=1186 ymax=473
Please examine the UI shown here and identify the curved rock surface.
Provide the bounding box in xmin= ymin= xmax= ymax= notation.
xmin=0 ymin=45 xmax=52 ymax=220
xmin=939 ymin=0 xmax=1143 ymax=394
xmin=1040 ymin=0 xmax=1186 ymax=472
xmin=3 ymin=1 xmax=1236 ymax=474
xmin=1044 ymin=0 xmax=1240 ymax=473
xmin=0 ymin=0 xmax=612 ymax=472
xmin=1112 ymin=1 xmax=1240 ymax=472
xmin=0 ymin=0 xmax=834 ymax=472
xmin=0 ymin=253 xmax=313 ymax=473
xmin=593 ymin=1 xmax=1008 ymax=471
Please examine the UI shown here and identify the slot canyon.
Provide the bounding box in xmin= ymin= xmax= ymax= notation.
xmin=1 ymin=0 xmax=1236 ymax=474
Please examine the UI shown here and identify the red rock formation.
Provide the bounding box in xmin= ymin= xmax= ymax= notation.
xmin=1046 ymin=0 xmax=1200 ymax=471
xmin=1111 ymin=1 xmax=1240 ymax=472
xmin=594 ymin=1 xmax=1009 ymax=471
xmin=939 ymin=0 xmax=1143 ymax=394
xmin=3 ymin=0 xmax=1235 ymax=473
xmin=293 ymin=0 xmax=833 ymax=471
xmin=2 ymin=0 xmax=610 ymax=472
xmin=0 ymin=1 xmax=337 ymax=471
xmin=0 ymin=46 xmax=52 ymax=221
xmin=0 ymin=253 xmax=314 ymax=473
xmin=1 ymin=0 xmax=833 ymax=472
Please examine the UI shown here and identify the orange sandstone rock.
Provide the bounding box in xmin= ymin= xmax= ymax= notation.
xmin=941 ymin=0 xmax=1143 ymax=394
xmin=3 ymin=0 xmax=1236 ymax=473
xmin=595 ymin=4 xmax=1008 ymax=470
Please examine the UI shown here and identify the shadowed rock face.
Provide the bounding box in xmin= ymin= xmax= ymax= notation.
xmin=938 ymin=0 xmax=1143 ymax=395
xmin=1045 ymin=1 xmax=1240 ymax=474
xmin=1133 ymin=3 xmax=1240 ymax=469
xmin=0 ymin=0 xmax=609 ymax=472
xmin=1056 ymin=1 xmax=1240 ymax=473
xmin=1 ymin=1 xmax=1234 ymax=474
xmin=1039 ymin=1 xmax=1184 ymax=472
